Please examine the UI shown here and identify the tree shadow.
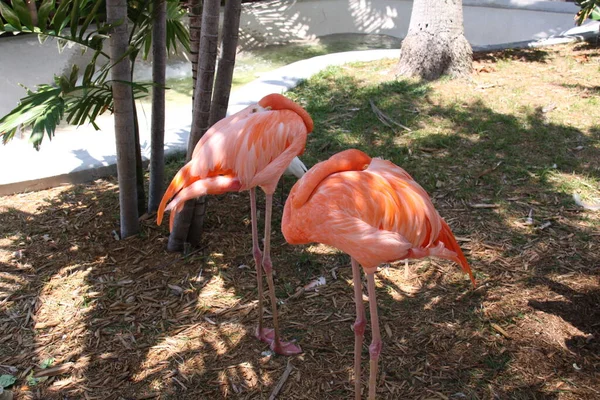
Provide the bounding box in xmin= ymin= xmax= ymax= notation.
xmin=2 ymin=48 xmax=600 ymax=398
xmin=559 ymin=83 xmax=600 ymax=96
xmin=473 ymin=48 xmax=551 ymax=63
xmin=528 ymin=277 xmax=600 ymax=356
xmin=0 ymin=182 xmax=303 ymax=399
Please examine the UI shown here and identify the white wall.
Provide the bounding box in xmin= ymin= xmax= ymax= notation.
xmin=239 ymin=0 xmax=581 ymax=48
xmin=0 ymin=0 xmax=585 ymax=117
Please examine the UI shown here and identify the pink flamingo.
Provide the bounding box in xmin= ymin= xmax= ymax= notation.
xmin=282 ymin=149 xmax=475 ymax=398
xmin=158 ymin=93 xmax=312 ymax=355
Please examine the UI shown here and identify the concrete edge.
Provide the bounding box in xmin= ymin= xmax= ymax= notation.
xmin=463 ymin=0 xmax=578 ymax=14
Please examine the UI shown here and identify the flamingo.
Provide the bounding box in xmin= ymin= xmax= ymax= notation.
xmin=281 ymin=149 xmax=476 ymax=399
xmin=157 ymin=93 xmax=313 ymax=355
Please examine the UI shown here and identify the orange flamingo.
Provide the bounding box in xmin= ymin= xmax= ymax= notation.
xmin=282 ymin=149 xmax=475 ymax=398
xmin=157 ymin=93 xmax=313 ymax=355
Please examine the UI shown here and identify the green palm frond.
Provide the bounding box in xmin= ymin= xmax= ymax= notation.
xmin=0 ymin=0 xmax=112 ymax=56
xmin=575 ymin=1 xmax=600 ymax=25
xmin=1 ymin=0 xmax=187 ymax=150
xmin=0 ymin=66 xmax=152 ymax=150
xmin=132 ymin=0 xmax=190 ymax=60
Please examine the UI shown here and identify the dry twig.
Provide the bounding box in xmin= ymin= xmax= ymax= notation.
xmin=369 ymin=99 xmax=411 ymax=132
xmin=268 ymin=360 xmax=294 ymax=400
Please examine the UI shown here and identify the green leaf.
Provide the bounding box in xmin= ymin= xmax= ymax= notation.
xmin=591 ymin=6 xmax=600 ymax=20
xmin=69 ymin=64 xmax=79 ymax=87
xmin=11 ymin=0 xmax=34 ymax=31
xmin=0 ymin=375 xmax=16 ymax=388
xmin=40 ymin=357 xmax=55 ymax=369
xmin=69 ymin=0 xmax=80 ymax=38
xmin=25 ymin=371 xmax=47 ymax=386
xmin=37 ymin=0 xmax=56 ymax=32
xmin=79 ymin=0 xmax=103 ymax=40
xmin=52 ymin=0 xmax=71 ymax=33
xmin=0 ymin=2 xmax=23 ymax=30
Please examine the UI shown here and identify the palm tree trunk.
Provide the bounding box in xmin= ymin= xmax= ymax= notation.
xmin=397 ymin=0 xmax=472 ymax=80
xmin=189 ymin=0 xmax=202 ymax=100
xmin=148 ymin=0 xmax=167 ymax=213
xmin=107 ymin=0 xmax=139 ymax=238
xmin=209 ymin=0 xmax=242 ymax=125
xmin=133 ymin=100 xmax=146 ymax=216
xmin=188 ymin=0 xmax=219 ymax=149
xmin=167 ymin=0 xmax=220 ymax=252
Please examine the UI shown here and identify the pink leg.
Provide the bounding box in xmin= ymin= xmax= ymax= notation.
xmin=262 ymin=194 xmax=302 ymax=355
xmin=366 ymin=272 xmax=382 ymax=400
xmin=250 ymin=188 xmax=268 ymax=342
xmin=352 ymin=258 xmax=366 ymax=400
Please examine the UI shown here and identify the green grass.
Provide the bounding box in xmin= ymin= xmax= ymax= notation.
xmin=158 ymin=33 xmax=403 ymax=102
xmin=286 ymin=55 xmax=600 ymax=217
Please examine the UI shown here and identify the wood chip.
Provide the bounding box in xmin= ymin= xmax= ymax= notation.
xmin=269 ymin=360 xmax=294 ymax=400
xmin=476 ymin=161 xmax=503 ymax=179
xmin=491 ymin=323 xmax=511 ymax=339
xmin=34 ymin=320 xmax=60 ymax=329
xmin=135 ymin=393 xmax=160 ymax=400
xmin=469 ymin=203 xmax=500 ymax=209
xmin=34 ymin=362 xmax=74 ymax=378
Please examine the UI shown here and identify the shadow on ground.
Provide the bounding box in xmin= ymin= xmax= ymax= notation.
xmin=1 ymin=45 xmax=599 ymax=399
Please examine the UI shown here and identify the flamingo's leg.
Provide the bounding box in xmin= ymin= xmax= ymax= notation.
xmin=352 ymin=258 xmax=366 ymax=400
xmin=250 ymin=188 xmax=266 ymax=341
xmin=261 ymin=193 xmax=302 ymax=355
xmin=366 ymin=272 xmax=382 ymax=400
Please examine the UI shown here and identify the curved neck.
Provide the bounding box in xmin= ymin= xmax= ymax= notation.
xmin=258 ymin=93 xmax=314 ymax=133
xmin=292 ymin=149 xmax=371 ymax=208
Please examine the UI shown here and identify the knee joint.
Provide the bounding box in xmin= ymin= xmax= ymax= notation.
xmin=369 ymin=341 xmax=382 ymax=359
xmin=353 ymin=318 xmax=366 ymax=336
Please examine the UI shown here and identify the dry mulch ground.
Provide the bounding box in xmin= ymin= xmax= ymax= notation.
xmin=1 ymin=43 xmax=600 ymax=399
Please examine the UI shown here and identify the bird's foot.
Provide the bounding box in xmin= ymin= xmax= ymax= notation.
xmin=255 ymin=327 xmax=275 ymax=343
xmin=255 ymin=327 xmax=302 ymax=355
xmin=270 ymin=339 xmax=302 ymax=356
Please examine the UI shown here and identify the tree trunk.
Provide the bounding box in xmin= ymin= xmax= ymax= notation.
xmin=148 ymin=0 xmax=167 ymax=213
xmin=26 ymin=0 xmax=37 ymax=26
xmin=189 ymin=0 xmax=202 ymax=100
xmin=397 ymin=0 xmax=472 ymax=80
xmin=107 ymin=0 xmax=139 ymax=238
xmin=209 ymin=0 xmax=242 ymax=125
xmin=133 ymin=100 xmax=147 ymax=217
xmin=188 ymin=0 xmax=219 ymax=151
xmin=167 ymin=0 xmax=220 ymax=252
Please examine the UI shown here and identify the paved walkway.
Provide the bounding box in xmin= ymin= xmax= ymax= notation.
xmin=0 ymin=21 xmax=597 ymax=196
xmin=0 ymin=49 xmax=401 ymax=195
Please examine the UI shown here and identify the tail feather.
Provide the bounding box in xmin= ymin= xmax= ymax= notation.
xmin=158 ymin=172 xmax=242 ymax=231
xmin=438 ymin=220 xmax=476 ymax=287
xmin=157 ymin=163 xmax=194 ymax=226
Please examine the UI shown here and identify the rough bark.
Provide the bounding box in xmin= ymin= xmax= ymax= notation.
xmin=397 ymin=0 xmax=472 ymax=80
xmin=188 ymin=0 xmax=220 ymax=151
xmin=167 ymin=0 xmax=220 ymax=252
xmin=209 ymin=0 xmax=242 ymax=125
xmin=107 ymin=0 xmax=139 ymax=238
xmin=148 ymin=0 xmax=167 ymax=213
xmin=189 ymin=0 xmax=202 ymax=101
